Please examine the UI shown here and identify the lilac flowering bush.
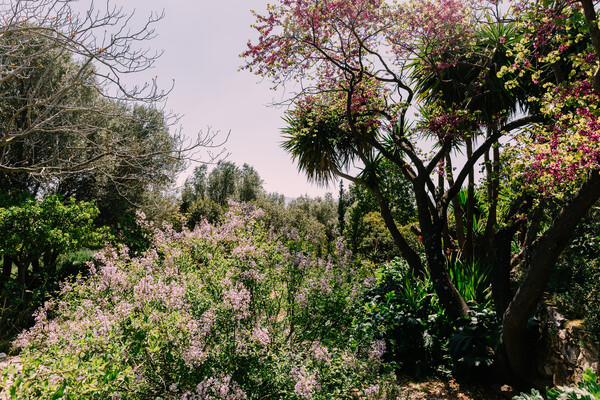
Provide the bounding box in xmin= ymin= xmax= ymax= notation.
xmin=3 ymin=202 xmax=389 ymax=399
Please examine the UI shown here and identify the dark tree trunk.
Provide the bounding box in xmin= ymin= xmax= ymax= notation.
xmin=17 ymin=260 xmax=27 ymax=286
xmin=43 ymin=251 xmax=60 ymax=275
xmin=482 ymin=143 xmax=500 ymax=263
xmin=465 ymin=136 xmax=475 ymax=264
xmin=422 ymin=225 xmax=470 ymax=320
xmin=446 ymin=155 xmax=466 ymax=252
xmin=491 ymin=226 xmax=518 ymax=318
xmin=32 ymin=258 xmax=40 ymax=275
xmin=503 ymin=171 xmax=600 ymax=380
xmin=415 ymin=183 xmax=469 ymax=320
xmin=371 ymin=184 xmax=425 ymax=278
xmin=511 ymin=206 xmax=543 ymax=269
xmin=1 ymin=256 xmax=12 ymax=283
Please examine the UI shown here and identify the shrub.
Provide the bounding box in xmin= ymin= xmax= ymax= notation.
xmin=3 ymin=203 xmax=388 ymax=399
xmin=360 ymin=257 xmax=497 ymax=380
xmin=513 ymin=368 xmax=600 ymax=400
xmin=360 ymin=258 xmax=450 ymax=377
xmin=448 ymin=305 xmax=500 ymax=381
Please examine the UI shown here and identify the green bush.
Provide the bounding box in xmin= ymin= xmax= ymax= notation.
xmin=513 ymin=368 xmax=600 ymax=400
xmin=360 ymin=257 xmax=498 ymax=380
xmin=448 ymin=304 xmax=500 ymax=381
xmin=360 ymin=258 xmax=450 ymax=377
xmin=3 ymin=203 xmax=389 ymax=399
xmin=0 ymin=195 xmax=106 ymax=353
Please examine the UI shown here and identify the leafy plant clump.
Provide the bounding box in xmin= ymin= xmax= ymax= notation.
xmin=360 ymin=258 xmax=498 ymax=380
xmin=3 ymin=203 xmax=388 ymax=399
xmin=360 ymin=259 xmax=450 ymax=377
xmin=513 ymin=368 xmax=600 ymax=400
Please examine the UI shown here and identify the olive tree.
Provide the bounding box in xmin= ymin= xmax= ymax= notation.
xmin=0 ymin=0 xmax=220 ymax=178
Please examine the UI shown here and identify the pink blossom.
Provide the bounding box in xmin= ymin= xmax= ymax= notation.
xmin=223 ymin=282 xmax=251 ymax=319
xmin=252 ymin=325 xmax=271 ymax=347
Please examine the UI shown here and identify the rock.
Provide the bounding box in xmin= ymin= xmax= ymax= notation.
xmin=537 ymin=302 xmax=600 ymax=385
xmin=0 ymin=353 xmax=5 ymax=359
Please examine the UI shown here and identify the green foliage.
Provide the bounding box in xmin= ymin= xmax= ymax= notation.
xmin=182 ymin=162 xmax=265 ymax=227
xmin=287 ymin=193 xmax=338 ymax=242
xmin=513 ymin=389 xmax=545 ymax=400
xmin=0 ymin=249 xmax=96 ymax=353
xmin=352 ymin=211 xmax=398 ymax=262
xmin=183 ymin=161 xmax=264 ymax=207
xmin=553 ymin=205 xmax=600 ymax=344
xmin=4 ymin=204 xmax=388 ymax=399
xmin=360 ymin=257 xmax=498 ymax=380
xmin=448 ymin=305 xmax=500 ymax=381
xmin=181 ymin=165 xmax=208 ymax=211
xmin=447 ymin=258 xmax=492 ymax=308
xmin=186 ymin=198 xmax=225 ymax=227
xmin=0 ymin=195 xmax=106 ymax=273
xmin=344 ymin=163 xmax=418 ymax=262
xmin=513 ymin=369 xmax=600 ymax=400
xmin=360 ymin=258 xmax=449 ymax=377
xmin=0 ymin=194 xmax=105 ymax=352
xmin=239 ymin=164 xmax=264 ymax=203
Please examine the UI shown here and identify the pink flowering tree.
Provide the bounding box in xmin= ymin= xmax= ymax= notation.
xmin=243 ymin=0 xmax=600 ymax=381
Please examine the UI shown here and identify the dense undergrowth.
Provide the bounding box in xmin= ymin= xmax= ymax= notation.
xmin=2 ymin=199 xmax=600 ymax=399
xmin=2 ymin=203 xmax=390 ymax=399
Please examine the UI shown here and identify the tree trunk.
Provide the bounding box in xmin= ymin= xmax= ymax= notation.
xmin=491 ymin=226 xmax=518 ymax=318
xmin=465 ymin=136 xmax=475 ymax=264
xmin=32 ymin=258 xmax=40 ymax=275
xmin=371 ymin=184 xmax=425 ymax=278
xmin=482 ymin=142 xmax=500 ymax=262
xmin=17 ymin=260 xmax=27 ymax=286
xmin=43 ymin=251 xmax=60 ymax=276
xmin=414 ymin=183 xmax=469 ymax=320
xmin=1 ymin=256 xmax=12 ymax=283
xmin=423 ymin=224 xmax=470 ymax=320
xmin=446 ymin=155 xmax=466 ymax=252
xmin=503 ymin=171 xmax=600 ymax=380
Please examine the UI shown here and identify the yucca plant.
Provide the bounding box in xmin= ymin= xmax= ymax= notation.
xmin=447 ymin=257 xmax=493 ymax=308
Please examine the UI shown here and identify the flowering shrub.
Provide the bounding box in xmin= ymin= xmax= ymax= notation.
xmin=499 ymin=1 xmax=600 ymax=197
xmin=3 ymin=203 xmax=387 ymax=399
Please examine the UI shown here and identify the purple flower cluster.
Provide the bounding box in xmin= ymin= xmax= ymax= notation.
xmin=222 ymin=279 xmax=251 ymax=320
xmin=10 ymin=201 xmax=386 ymax=398
xmin=183 ymin=375 xmax=247 ymax=400
xmin=291 ymin=365 xmax=322 ymax=399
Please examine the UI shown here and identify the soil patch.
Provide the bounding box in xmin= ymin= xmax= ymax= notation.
xmin=393 ymin=376 xmax=519 ymax=399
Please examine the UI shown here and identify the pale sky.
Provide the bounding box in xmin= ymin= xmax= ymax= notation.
xmin=118 ymin=0 xmax=335 ymax=198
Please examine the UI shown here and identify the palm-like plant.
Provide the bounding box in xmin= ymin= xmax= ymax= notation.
xmin=409 ymin=16 xmax=524 ymax=264
xmin=410 ymin=17 xmax=522 ymax=129
xmin=281 ymin=99 xmax=378 ymax=185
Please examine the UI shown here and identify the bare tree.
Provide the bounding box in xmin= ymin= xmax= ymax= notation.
xmin=0 ymin=0 xmax=222 ymax=178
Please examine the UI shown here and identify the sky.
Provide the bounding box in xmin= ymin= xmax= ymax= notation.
xmin=116 ymin=0 xmax=336 ymax=198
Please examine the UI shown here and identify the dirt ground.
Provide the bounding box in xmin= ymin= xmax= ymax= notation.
xmin=390 ymin=375 xmax=520 ymax=399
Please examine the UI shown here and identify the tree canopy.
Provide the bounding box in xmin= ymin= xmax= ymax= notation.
xmin=242 ymin=0 xmax=600 ymax=381
xmin=0 ymin=0 xmax=220 ymax=179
